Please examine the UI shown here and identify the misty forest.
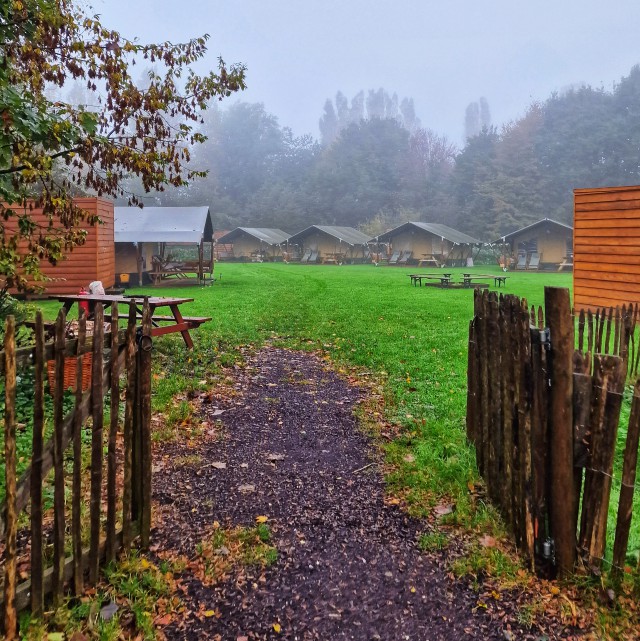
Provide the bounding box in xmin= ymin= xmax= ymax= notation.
xmin=110 ymin=64 xmax=640 ymax=240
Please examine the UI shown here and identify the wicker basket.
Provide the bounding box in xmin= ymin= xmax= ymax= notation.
xmin=47 ymin=354 xmax=93 ymax=393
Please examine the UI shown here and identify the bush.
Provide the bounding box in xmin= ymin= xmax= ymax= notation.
xmin=0 ymin=293 xmax=36 ymax=347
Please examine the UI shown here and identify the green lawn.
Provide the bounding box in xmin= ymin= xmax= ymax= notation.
xmin=12 ymin=264 xmax=640 ymax=565
xmin=129 ymin=264 xmax=572 ymax=524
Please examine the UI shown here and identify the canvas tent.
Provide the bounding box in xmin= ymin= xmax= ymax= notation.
xmin=494 ymin=218 xmax=573 ymax=270
xmin=285 ymin=226 xmax=372 ymax=263
xmin=216 ymin=227 xmax=290 ymax=261
xmin=114 ymin=206 xmax=214 ymax=284
xmin=373 ymin=222 xmax=481 ymax=266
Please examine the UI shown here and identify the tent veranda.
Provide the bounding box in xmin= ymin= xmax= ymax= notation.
xmin=114 ymin=206 xmax=214 ymax=285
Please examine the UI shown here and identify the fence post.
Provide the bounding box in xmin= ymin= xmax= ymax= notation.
xmin=140 ymin=299 xmax=153 ymax=548
xmin=612 ymin=378 xmax=640 ymax=575
xmin=545 ymin=287 xmax=576 ymax=576
xmin=3 ymin=317 xmax=18 ymax=640
xmin=89 ymin=304 xmax=105 ymax=585
xmin=52 ymin=311 xmax=66 ymax=606
xmin=31 ymin=313 xmax=46 ymax=614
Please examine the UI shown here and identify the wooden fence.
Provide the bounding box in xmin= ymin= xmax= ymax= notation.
xmin=1 ymin=301 xmax=152 ymax=639
xmin=466 ymin=287 xmax=640 ymax=577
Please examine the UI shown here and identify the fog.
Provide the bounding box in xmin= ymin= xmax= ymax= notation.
xmin=96 ymin=0 xmax=640 ymax=143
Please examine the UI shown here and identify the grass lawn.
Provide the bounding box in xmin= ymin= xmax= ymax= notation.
xmin=17 ymin=264 xmax=640 ymax=564
xmin=126 ymin=264 xmax=572 ymax=523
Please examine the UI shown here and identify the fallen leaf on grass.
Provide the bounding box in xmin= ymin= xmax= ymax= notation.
xmin=403 ymin=454 xmax=415 ymax=463
xmin=100 ymin=601 xmax=119 ymax=621
xmin=479 ymin=534 xmax=498 ymax=548
xmin=433 ymin=504 xmax=454 ymax=517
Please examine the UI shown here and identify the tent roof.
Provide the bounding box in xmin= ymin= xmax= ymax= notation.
xmin=494 ymin=218 xmax=573 ymax=243
xmin=216 ymin=227 xmax=291 ymax=245
xmin=373 ymin=222 xmax=481 ymax=245
xmin=114 ymin=206 xmax=213 ymax=243
xmin=287 ymin=225 xmax=371 ymax=246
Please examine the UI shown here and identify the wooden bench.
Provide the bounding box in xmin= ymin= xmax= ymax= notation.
xmin=408 ymin=273 xmax=452 ymax=287
xmin=461 ymin=274 xmax=508 ymax=288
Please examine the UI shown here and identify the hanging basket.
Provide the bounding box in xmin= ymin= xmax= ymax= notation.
xmin=47 ymin=353 xmax=93 ymax=393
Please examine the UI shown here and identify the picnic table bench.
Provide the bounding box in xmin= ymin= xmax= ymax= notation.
xmin=461 ymin=274 xmax=508 ymax=288
xmin=408 ymin=273 xmax=452 ymax=287
xmin=53 ymin=294 xmax=210 ymax=349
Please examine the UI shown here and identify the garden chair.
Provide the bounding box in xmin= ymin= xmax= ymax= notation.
xmin=397 ymin=250 xmax=413 ymax=265
xmin=388 ymin=250 xmax=401 ymax=265
xmin=527 ymin=251 xmax=541 ymax=270
xmin=308 ymin=250 xmax=319 ymax=263
xmin=300 ymin=249 xmax=312 ymax=263
xmin=515 ymin=252 xmax=527 ymax=270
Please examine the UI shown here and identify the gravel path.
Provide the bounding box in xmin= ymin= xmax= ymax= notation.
xmin=152 ymin=347 xmax=575 ymax=641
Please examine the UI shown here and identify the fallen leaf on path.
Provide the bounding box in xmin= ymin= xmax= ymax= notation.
xmin=154 ymin=613 xmax=172 ymax=626
xmin=209 ymin=462 xmax=227 ymax=470
xmin=255 ymin=515 xmax=269 ymax=523
xmin=238 ymin=484 xmax=256 ymax=493
xmin=273 ymin=623 xmax=281 ymax=633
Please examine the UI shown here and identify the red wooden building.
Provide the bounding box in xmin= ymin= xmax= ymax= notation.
xmin=574 ymin=185 xmax=640 ymax=311
xmin=3 ymin=197 xmax=115 ymax=295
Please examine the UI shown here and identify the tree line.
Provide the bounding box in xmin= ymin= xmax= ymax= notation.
xmin=153 ymin=68 xmax=640 ymax=241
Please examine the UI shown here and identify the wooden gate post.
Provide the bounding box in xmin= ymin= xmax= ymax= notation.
xmin=545 ymin=287 xmax=577 ymax=576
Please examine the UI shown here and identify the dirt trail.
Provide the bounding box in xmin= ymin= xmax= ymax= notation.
xmin=152 ymin=348 xmax=574 ymax=641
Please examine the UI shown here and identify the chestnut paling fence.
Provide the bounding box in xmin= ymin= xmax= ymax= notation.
xmin=466 ymin=287 xmax=640 ymax=577
xmin=0 ymin=301 xmax=152 ymax=639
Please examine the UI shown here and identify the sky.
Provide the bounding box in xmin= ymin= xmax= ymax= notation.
xmin=96 ymin=0 xmax=640 ymax=145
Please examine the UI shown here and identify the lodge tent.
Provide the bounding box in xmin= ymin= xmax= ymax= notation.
xmin=373 ymin=222 xmax=481 ymax=266
xmin=285 ymin=226 xmax=372 ymax=263
xmin=216 ymin=227 xmax=290 ymax=261
xmin=495 ymin=218 xmax=573 ymax=270
xmin=114 ymin=206 xmax=214 ymax=285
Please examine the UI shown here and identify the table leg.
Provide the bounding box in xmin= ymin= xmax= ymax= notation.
xmin=170 ymin=304 xmax=194 ymax=349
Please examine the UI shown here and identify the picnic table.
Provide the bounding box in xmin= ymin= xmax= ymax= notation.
xmin=322 ymin=253 xmax=345 ymax=265
xmin=408 ymin=273 xmax=452 ymax=287
xmin=417 ymin=255 xmax=440 ymax=267
xmin=53 ymin=294 xmax=210 ymax=349
xmin=461 ymin=274 xmax=508 ymax=288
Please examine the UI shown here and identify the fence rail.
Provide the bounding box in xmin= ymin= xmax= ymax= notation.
xmin=467 ymin=287 xmax=640 ymax=577
xmin=1 ymin=301 xmax=152 ymax=639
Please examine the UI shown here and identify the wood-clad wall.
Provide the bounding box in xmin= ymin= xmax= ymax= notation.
xmin=574 ymin=185 xmax=640 ymax=311
xmin=4 ymin=198 xmax=115 ymax=295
